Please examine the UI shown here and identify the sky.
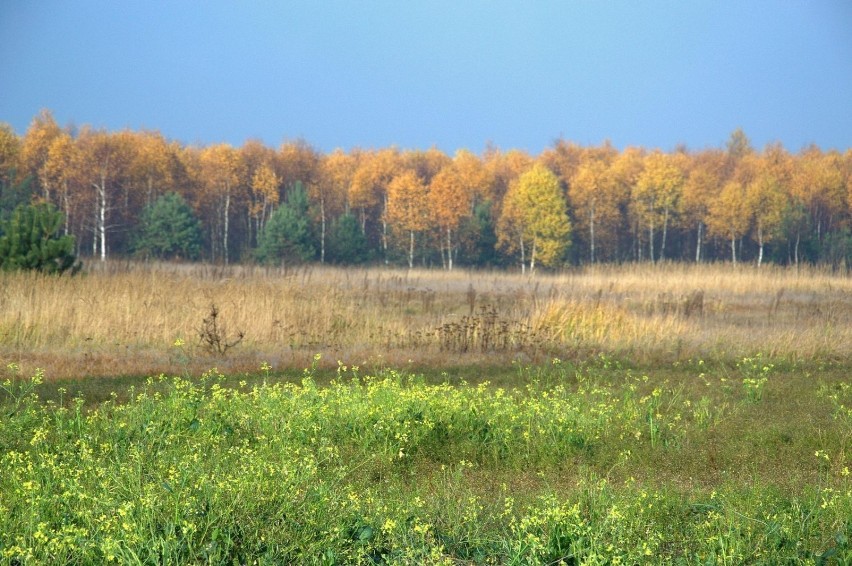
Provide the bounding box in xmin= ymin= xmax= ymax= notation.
xmin=1 ymin=1 xmax=851 ymax=155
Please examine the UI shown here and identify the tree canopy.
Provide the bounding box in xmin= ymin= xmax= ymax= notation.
xmin=2 ymin=110 xmax=851 ymax=269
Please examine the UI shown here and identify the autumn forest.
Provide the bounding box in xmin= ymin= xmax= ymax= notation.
xmin=2 ymin=110 xmax=851 ymax=271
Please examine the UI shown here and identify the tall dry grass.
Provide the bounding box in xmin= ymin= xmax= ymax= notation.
xmin=1 ymin=261 xmax=850 ymax=378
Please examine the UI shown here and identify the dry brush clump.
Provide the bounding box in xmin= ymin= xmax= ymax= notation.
xmin=429 ymin=305 xmax=548 ymax=354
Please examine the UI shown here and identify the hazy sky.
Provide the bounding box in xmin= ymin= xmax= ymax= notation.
xmin=2 ymin=1 xmax=850 ymax=154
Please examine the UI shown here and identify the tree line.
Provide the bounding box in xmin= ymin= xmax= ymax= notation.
xmin=1 ymin=110 xmax=851 ymax=271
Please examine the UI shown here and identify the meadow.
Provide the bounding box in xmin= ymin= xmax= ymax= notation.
xmin=1 ymin=262 xmax=851 ymax=563
xmin=1 ymin=261 xmax=850 ymax=380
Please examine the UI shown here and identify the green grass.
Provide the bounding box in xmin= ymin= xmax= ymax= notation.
xmin=1 ymin=358 xmax=851 ymax=564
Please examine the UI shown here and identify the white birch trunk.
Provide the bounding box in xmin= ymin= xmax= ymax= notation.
xmin=731 ymin=234 xmax=737 ymax=264
xmin=320 ymin=197 xmax=326 ymax=264
xmin=695 ymin=222 xmax=703 ymax=263
xmin=99 ymin=187 xmax=106 ymax=261
xmin=381 ymin=195 xmax=388 ymax=264
xmin=530 ymin=239 xmax=537 ymax=274
xmin=648 ymin=223 xmax=655 ymax=264
xmin=93 ymin=170 xmax=108 ymax=261
xmin=223 ymin=188 xmax=231 ymax=265
xmin=447 ymin=227 xmax=453 ymax=271
xmin=62 ymin=180 xmax=70 ymax=236
xmin=589 ymin=205 xmax=595 ymax=264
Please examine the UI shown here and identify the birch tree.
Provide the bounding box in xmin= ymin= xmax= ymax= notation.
xmin=682 ymin=150 xmax=724 ymax=262
xmin=707 ymin=180 xmax=750 ymax=264
xmin=200 ymin=144 xmax=245 ymax=264
xmin=387 ymin=169 xmax=430 ymax=268
xmin=20 ymin=109 xmax=62 ymax=204
xmin=349 ymin=148 xmax=400 ymax=260
xmin=497 ymin=164 xmax=570 ymax=273
xmin=74 ymin=128 xmax=133 ymax=260
xmin=633 ymin=152 xmax=685 ymax=262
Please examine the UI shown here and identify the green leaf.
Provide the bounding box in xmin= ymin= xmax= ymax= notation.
xmin=353 ymin=524 xmax=373 ymax=543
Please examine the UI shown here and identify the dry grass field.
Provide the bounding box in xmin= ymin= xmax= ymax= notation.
xmin=1 ymin=261 xmax=849 ymax=380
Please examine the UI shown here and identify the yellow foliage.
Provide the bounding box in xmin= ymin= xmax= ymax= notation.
xmin=387 ymin=169 xmax=429 ymax=234
xmin=498 ymin=163 xmax=570 ymax=270
xmin=251 ymin=164 xmax=280 ymax=209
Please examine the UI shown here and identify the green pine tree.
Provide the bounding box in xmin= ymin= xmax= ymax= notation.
xmin=256 ymin=182 xmax=316 ymax=264
xmin=0 ymin=203 xmax=80 ymax=274
xmin=327 ymin=212 xmax=370 ymax=265
xmin=132 ymin=193 xmax=203 ymax=260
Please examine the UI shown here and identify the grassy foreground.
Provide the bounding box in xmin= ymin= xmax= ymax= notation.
xmin=1 ymin=357 xmax=851 ymax=564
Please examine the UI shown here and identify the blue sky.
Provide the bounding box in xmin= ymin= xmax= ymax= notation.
xmin=1 ymin=1 xmax=850 ymax=154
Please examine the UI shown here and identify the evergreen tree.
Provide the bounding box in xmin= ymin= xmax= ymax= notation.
xmin=132 ymin=192 xmax=203 ymax=260
xmin=256 ymin=182 xmax=315 ymax=264
xmin=820 ymin=226 xmax=852 ymax=268
xmin=460 ymin=201 xmax=502 ymax=267
xmin=0 ymin=203 xmax=80 ymax=274
xmin=327 ymin=212 xmax=370 ymax=265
